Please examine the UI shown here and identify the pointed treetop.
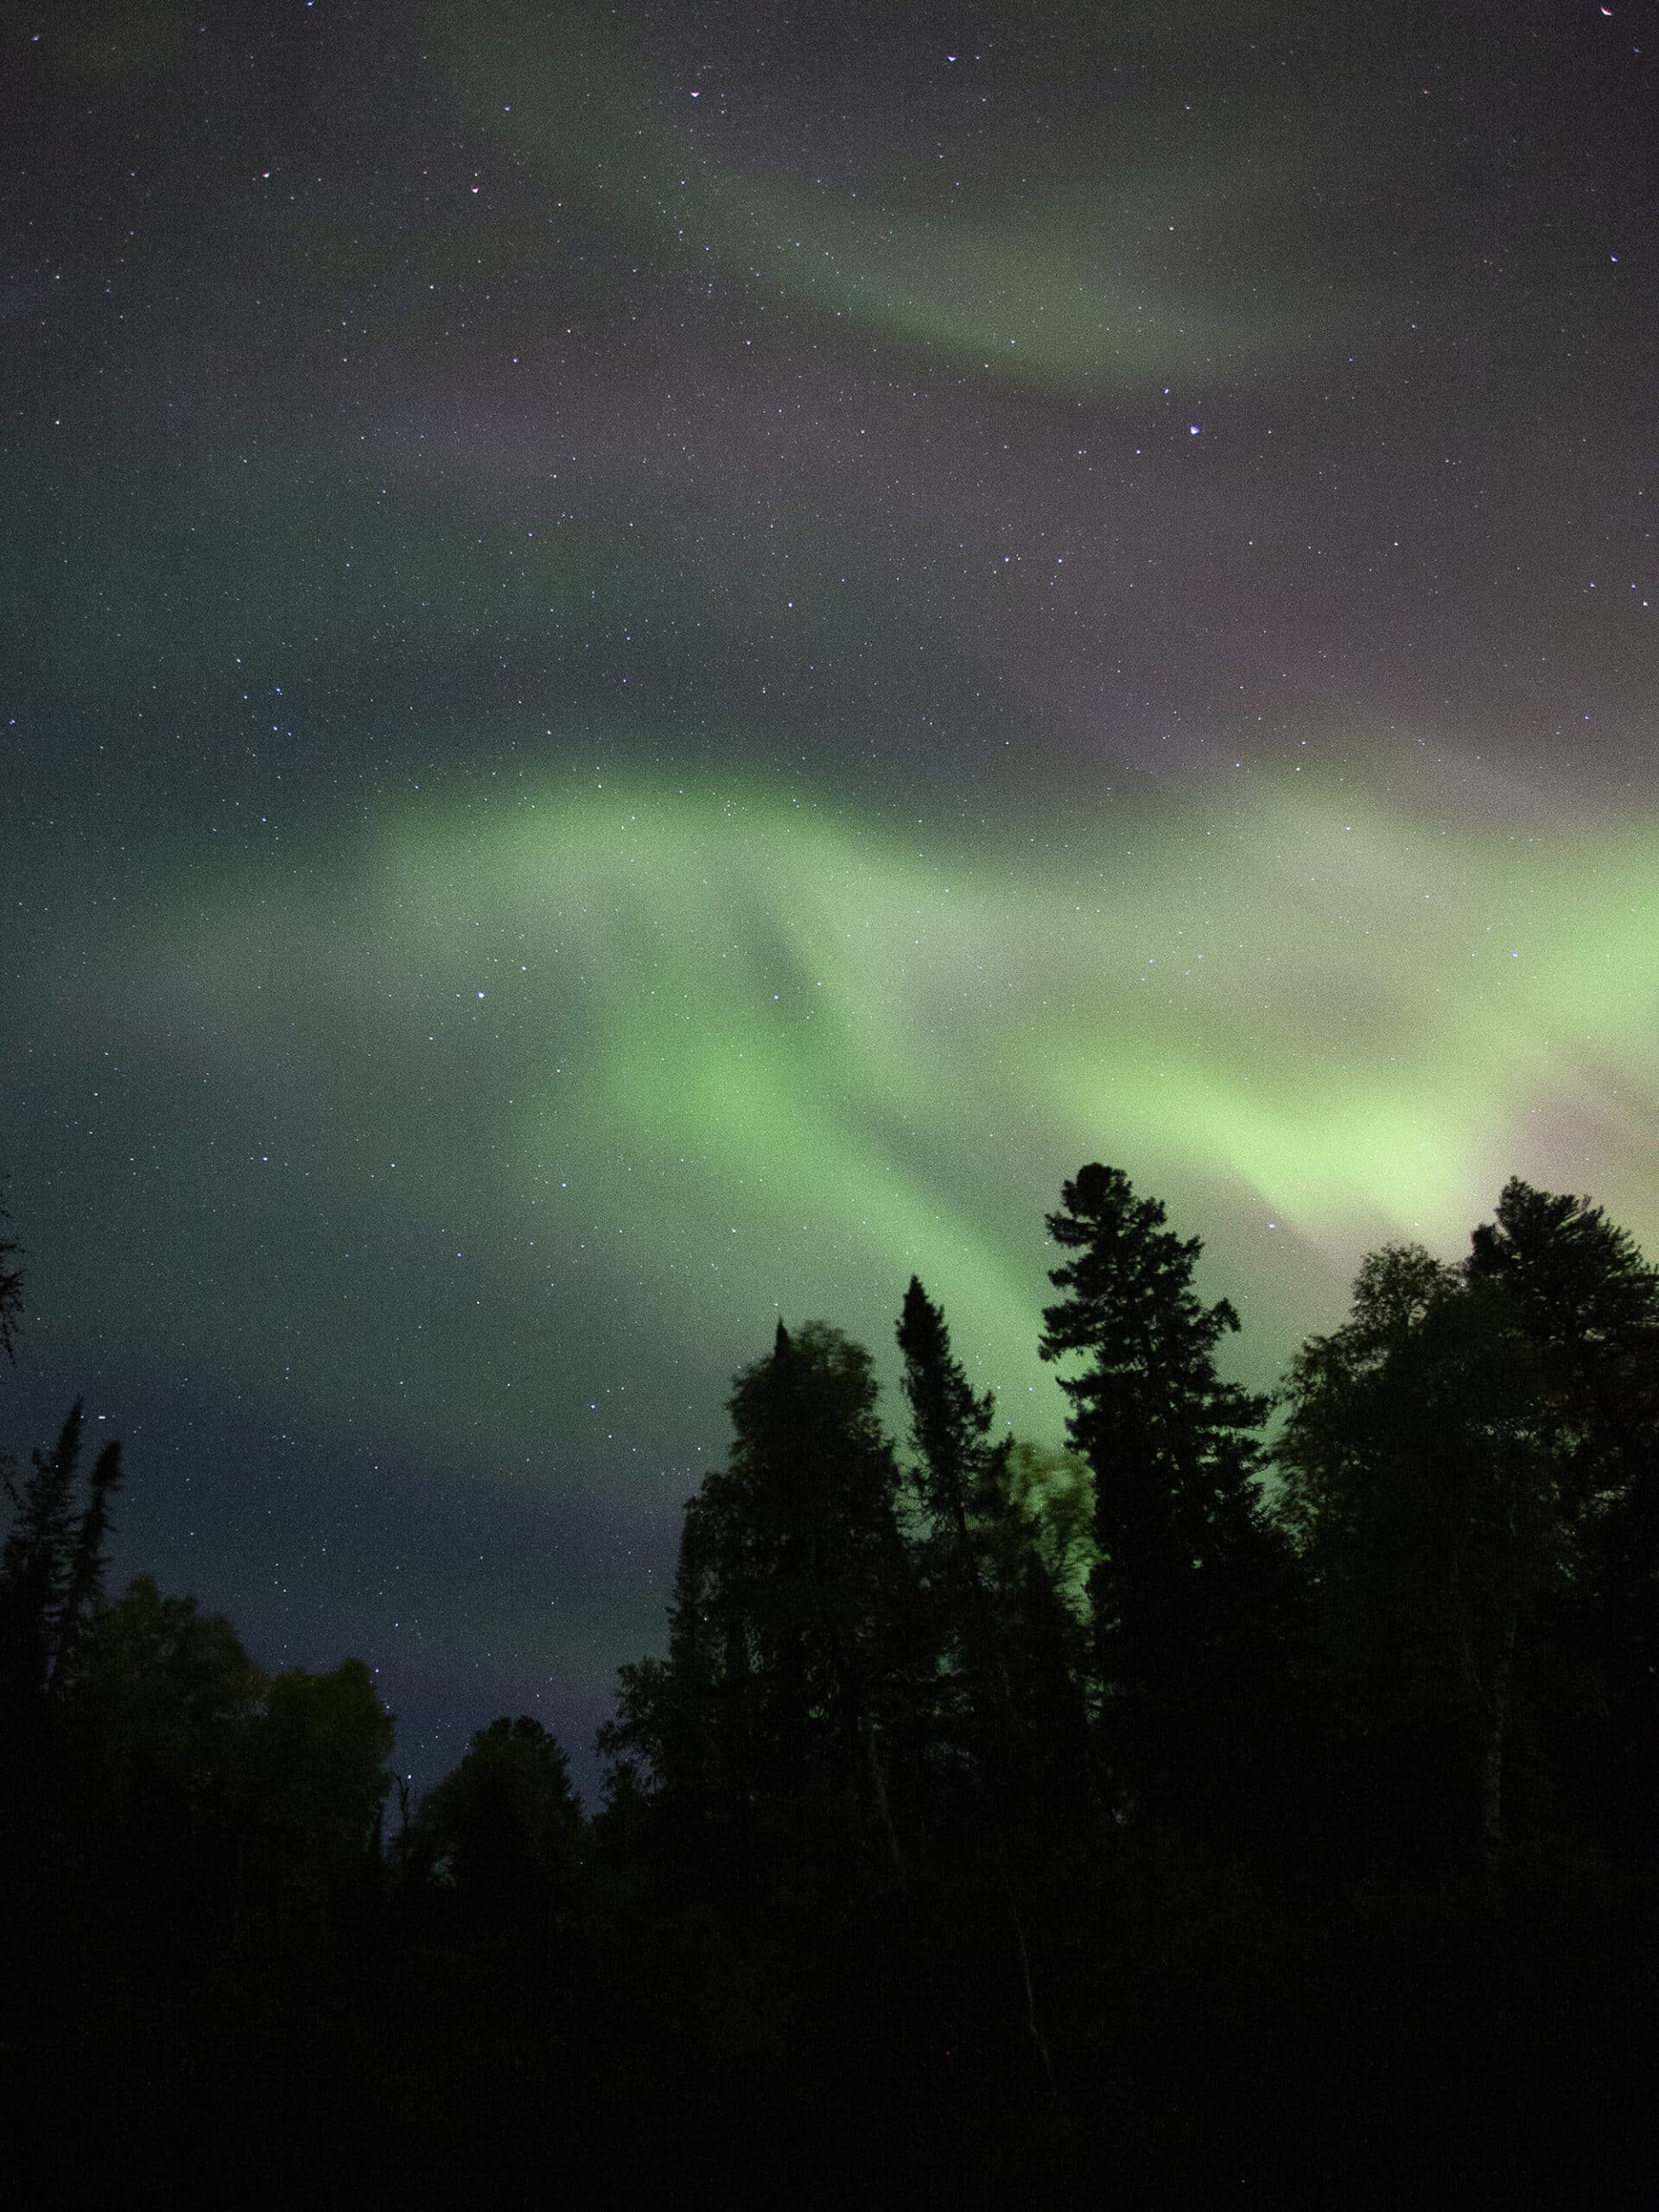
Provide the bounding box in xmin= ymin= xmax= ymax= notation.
xmin=897 ymin=1277 xmax=947 ymax=1366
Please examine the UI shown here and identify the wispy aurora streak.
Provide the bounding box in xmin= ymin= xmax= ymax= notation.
xmin=73 ymin=762 xmax=1658 ymax=1459
xmin=443 ymin=9 xmax=1293 ymax=388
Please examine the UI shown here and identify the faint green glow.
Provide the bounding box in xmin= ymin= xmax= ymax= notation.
xmin=441 ymin=13 xmax=1286 ymax=387
xmin=67 ymin=761 xmax=1656 ymax=1463
xmin=3 ymin=443 xmax=648 ymax=703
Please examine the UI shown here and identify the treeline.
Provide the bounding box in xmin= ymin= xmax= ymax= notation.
xmin=3 ymin=1170 xmax=1657 ymax=2206
xmin=602 ymin=1166 xmax=1659 ymax=1884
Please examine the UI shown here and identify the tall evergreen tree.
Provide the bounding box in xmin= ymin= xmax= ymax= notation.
xmin=896 ymin=1281 xmax=1093 ymax=1819
xmin=1039 ymin=1164 xmax=1290 ymax=1831
xmin=896 ymin=1280 xmax=1009 ymax=1758
xmin=0 ymin=1195 xmax=22 ymax=1370
xmin=0 ymin=1401 xmax=123 ymax=1713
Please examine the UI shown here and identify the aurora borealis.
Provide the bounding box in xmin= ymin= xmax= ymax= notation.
xmin=4 ymin=0 xmax=1653 ymax=1790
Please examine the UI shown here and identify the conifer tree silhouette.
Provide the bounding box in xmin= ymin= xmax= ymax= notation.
xmin=1040 ymin=1164 xmax=1287 ymax=1829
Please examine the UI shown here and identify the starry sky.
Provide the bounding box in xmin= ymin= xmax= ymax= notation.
xmin=4 ymin=0 xmax=1654 ymax=1795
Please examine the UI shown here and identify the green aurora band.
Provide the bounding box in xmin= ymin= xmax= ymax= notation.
xmin=441 ymin=7 xmax=1303 ymax=389
xmin=53 ymin=762 xmax=1659 ymax=1465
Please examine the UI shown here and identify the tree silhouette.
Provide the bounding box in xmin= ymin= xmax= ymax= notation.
xmin=1039 ymin=1163 xmax=1291 ymax=1831
xmin=0 ymin=1401 xmax=123 ymax=1714
xmin=412 ymin=1715 xmax=582 ymax=1938
xmin=896 ymin=1281 xmax=1095 ymax=1821
xmin=245 ymin=1657 xmax=395 ymax=1906
xmin=0 ymin=1195 xmax=22 ymax=1370
xmin=1466 ymin=1179 xmax=1659 ymax=1851
xmin=605 ymin=1320 xmax=914 ymax=1876
xmin=1276 ymin=1244 xmax=1568 ymax=1872
xmin=896 ymin=1279 xmax=1013 ymax=1782
xmin=0 ymin=1213 xmax=124 ymax=1719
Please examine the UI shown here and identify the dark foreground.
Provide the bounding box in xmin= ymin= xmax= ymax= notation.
xmin=8 ymin=1817 xmax=1656 ymax=2210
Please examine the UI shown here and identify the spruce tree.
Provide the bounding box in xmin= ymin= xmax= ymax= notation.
xmin=897 ymin=1282 xmax=1094 ymax=1819
xmin=897 ymin=1280 xmax=1009 ymax=1755
xmin=1039 ymin=1164 xmax=1287 ymax=1831
xmin=0 ymin=1197 xmax=21 ymax=1369
xmin=0 ymin=1402 xmax=123 ymax=1712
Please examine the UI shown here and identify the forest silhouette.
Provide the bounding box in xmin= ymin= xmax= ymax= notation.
xmin=3 ymin=1167 xmax=1656 ymax=2206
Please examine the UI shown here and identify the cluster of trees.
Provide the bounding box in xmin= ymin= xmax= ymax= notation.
xmin=3 ymin=1168 xmax=1657 ymax=2203
xmin=601 ymin=1166 xmax=1659 ymax=1888
xmin=1 ymin=1400 xmax=394 ymax=1962
xmin=0 ymin=1401 xmax=578 ymax=1973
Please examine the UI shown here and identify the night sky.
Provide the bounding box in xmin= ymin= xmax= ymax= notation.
xmin=4 ymin=0 xmax=1653 ymax=1796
